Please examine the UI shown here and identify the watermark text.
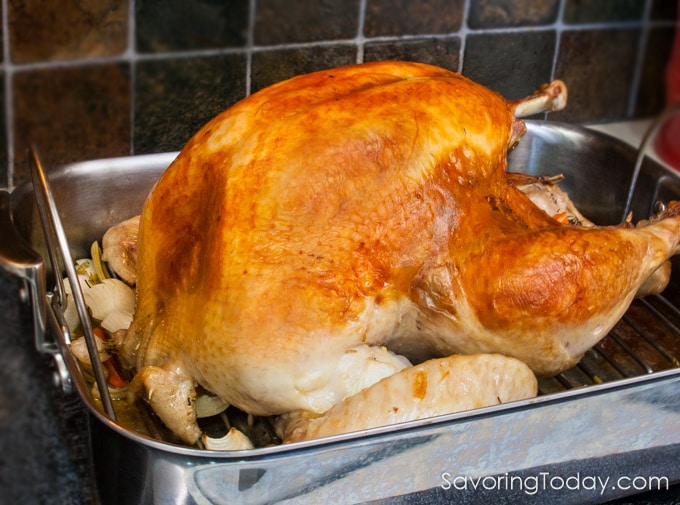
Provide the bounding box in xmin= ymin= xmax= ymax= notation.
xmin=440 ymin=471 xmax=669 ymax=496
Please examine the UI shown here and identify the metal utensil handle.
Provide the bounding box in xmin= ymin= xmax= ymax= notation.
xmin=622 ymin=101 xmax=680 ymax=221
xmin=28 ymin=145 xmax=117 ymax=421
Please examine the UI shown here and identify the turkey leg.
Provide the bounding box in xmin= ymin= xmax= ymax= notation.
xmin=415 ymin=200 xmax=680 ymax=376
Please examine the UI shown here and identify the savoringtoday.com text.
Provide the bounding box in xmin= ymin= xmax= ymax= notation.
xmin=440 ymin=471 xmax=669 ymax=496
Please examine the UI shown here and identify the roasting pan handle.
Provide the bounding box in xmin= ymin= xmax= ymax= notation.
xmin=0 ymin=190 xmax=49 ymax=350
xmin=25 ymin=146 xmax=117 ymax=420
xmin=0 ymin=189 xmax=77 ymax=394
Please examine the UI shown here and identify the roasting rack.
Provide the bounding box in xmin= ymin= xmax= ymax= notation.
xmin=538 ymin=294 xmax=680 ymax=394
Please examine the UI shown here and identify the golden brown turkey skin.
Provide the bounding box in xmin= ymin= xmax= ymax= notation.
xmin=122 ymin=61 xmax=680 ymax=444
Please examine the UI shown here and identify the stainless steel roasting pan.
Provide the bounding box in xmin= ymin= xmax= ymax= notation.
xmin=2 ymin=121 xmax=680 ymax=505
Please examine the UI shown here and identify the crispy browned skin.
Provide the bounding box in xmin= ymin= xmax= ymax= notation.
xmin=121 ymin=61 xmax=680 ymax=444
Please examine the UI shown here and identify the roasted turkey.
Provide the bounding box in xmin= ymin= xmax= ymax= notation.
xmin=112 ymin=61 xmax=680 ymax=445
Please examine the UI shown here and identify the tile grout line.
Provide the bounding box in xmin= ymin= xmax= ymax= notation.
xmin=128 ymin=0 xmax=137 ymax=155
xmin=551 ymin=0 xmax=567 ymax=82
xmin=458 ymin=0 xmax=472 ymax=73
xmin=356 ymin=0 xmax=367 ymax=63
xmin=245 ymin=0 xmax=256 ymax=96
xmin=627 ymin=0 xmax=654 ymax=117
xmin=545 ymin=0 xmax=568 ymax=121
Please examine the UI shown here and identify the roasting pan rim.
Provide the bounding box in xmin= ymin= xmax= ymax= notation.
xmin=79 ymin=353 xmax=680 ymax=459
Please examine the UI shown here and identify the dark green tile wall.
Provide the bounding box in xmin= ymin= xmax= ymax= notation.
xmin=563 ymin=0 xmax=645 ymax=24
xmin=552 ymin=28 xmax=642 ymax=123
xmin=251 ymin=45 xmax=357 ymax=92
xmin=255 ymin=0 xmax=360 ymax=44
xmin=467 ymin=0 xmax=559 ymax=28
xmin=0 ymin=75 xmax=5 ymax=188
xmin=364 ymin=0 xmax=464 ymax=36
xmin=2 ymin=0 xmax=678 ymax=188
xmin=463 ymin=30 xmax=557 ymax=101
xmin=136 ymin=0 xmax=249 ymax=52
xmin=134 ymin=55 xmax=247 ymax=153
xmin=363 ymin=37 xmax=461 ymax=70
xmin=637 ymin=25 xmax=677 ymax=116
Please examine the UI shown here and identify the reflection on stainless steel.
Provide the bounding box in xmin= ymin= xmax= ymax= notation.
xmin=622 ymin=102 xmax=680 ymax=221
xmin=1 ymin=122 xmax=680 ymax=504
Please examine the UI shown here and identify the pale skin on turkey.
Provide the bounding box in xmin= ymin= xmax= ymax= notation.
xmin=99 ymin=61 xmax=680 ymax=446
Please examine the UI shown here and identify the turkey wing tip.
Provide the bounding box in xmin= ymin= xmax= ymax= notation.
xmin=512 ymin=80 xmax=568 ymax=118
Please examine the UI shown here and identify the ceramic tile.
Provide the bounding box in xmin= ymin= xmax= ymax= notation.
xmin=650 ymin=0 xmax=678 ymax=21
xmin=134 ymin=54 xmax=247 ymax=154
xmin=12 ymin=64 xmax=131 ymax=185
xmin=9 ymin=0 xmax=128 ymax=63
xmin=364 ymin=0 xmax=463 ymax=37
xmin=136 ymin=0 xmax=249 ymax=53
xmin=552 ymin=29 xmax=641 ymax=123
xmin=363 ymin=37 xmax=461 ymax=71
xmin=0 ymin=6 xmax=3 ymax=63
xmin=467 ymin=0 xmax=559 ymax=29
xmin=463 ymin=30 xmax=556 ymax=101
xmin=636 ymin=26 xmax=675 ymax=116
xmin=563 ymin=0 xmax=644 ymax=24
xmin=0 ymin=76 xmax=5 ymax=187
xmin=251 ymin=45 xmax=357 ymax=92
xmin=254 ymin=0 xmax=359 ymax=45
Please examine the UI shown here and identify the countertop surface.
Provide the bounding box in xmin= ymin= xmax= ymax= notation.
xmin=0 ymin=267 xmax=95 ymax=504
xmin=1 ymin=119 xmax=680 ymax=504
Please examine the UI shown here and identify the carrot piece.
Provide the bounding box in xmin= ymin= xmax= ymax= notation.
xmin=103 ymin=358 xmax=128 ymax=388
xmin=92 ymin=326 xmax=128 ymax=388
xmin=553 ymin=212 xmax=569 ymax=224
xmin=93 ymin=326 xmax=107 ymax=340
